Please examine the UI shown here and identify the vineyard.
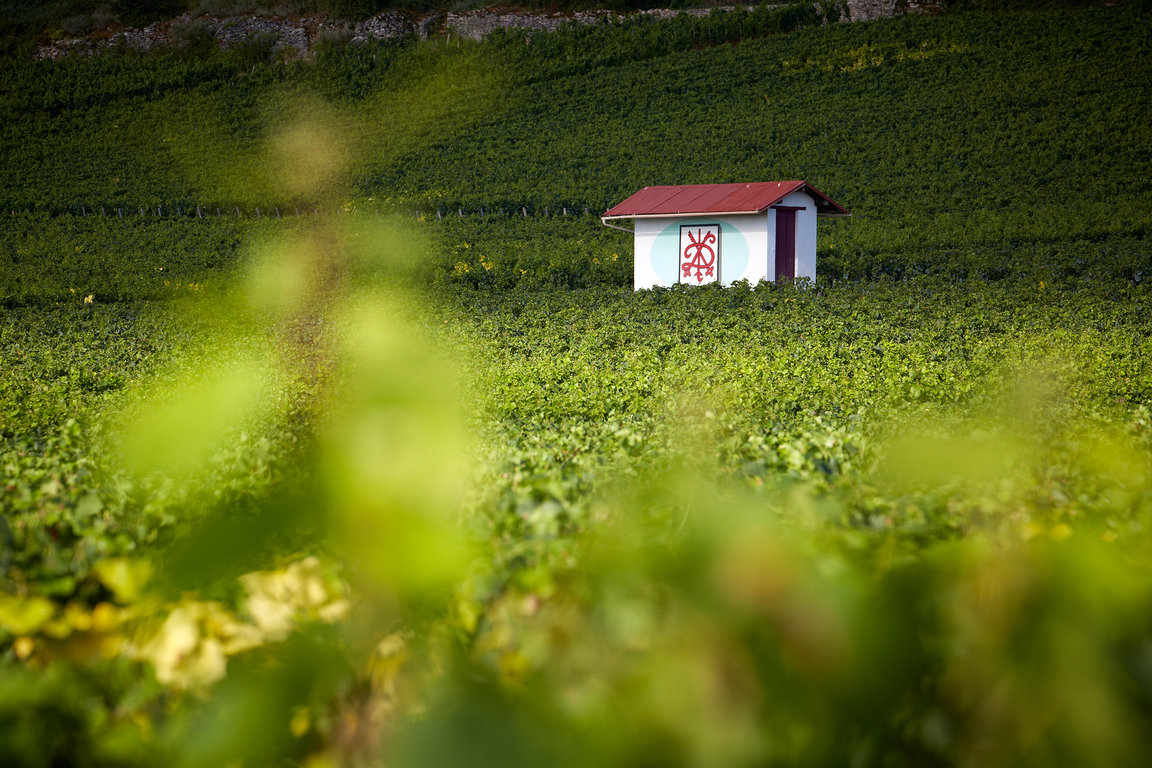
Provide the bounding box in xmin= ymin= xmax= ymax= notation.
xmin=3 ymin=2 xmax=1152 ymax=766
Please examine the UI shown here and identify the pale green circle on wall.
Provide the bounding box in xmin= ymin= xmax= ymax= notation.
xmin=651 ymin=219 xmax=750 ymax=287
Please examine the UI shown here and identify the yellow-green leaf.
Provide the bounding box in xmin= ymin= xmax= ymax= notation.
xmin=0 ymin=594 xmax=57 ymax=635
xmin=93 ymin=558 xmax=154 ymax=603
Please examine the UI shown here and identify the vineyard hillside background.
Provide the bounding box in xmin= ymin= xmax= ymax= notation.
xmin=2 ymin=2 xmax=1152 ymax=766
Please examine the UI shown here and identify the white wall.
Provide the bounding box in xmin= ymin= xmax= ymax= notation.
xmin=630 ymin=190 xmax=819 ymax=290
xmin=632 ymin=213 xmax=769 ymax=290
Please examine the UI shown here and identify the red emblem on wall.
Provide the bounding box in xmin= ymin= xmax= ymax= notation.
xmin=679 ymin=225 xmax=720 ymax=284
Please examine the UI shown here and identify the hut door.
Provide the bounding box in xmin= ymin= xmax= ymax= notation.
xmin=774 ymin=207 xmax=799 ymax=282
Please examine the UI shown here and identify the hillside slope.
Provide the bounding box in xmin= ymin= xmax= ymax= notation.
xmin=3 ymin=3 xmax=1149 ymax=291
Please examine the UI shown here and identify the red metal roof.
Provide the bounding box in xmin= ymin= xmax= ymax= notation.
xmin=602 ymin=181 xmax=849 ymax=218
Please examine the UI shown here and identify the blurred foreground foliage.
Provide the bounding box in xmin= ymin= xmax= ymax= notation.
xmin=4 ymin=238 xmax=1152 ymax=766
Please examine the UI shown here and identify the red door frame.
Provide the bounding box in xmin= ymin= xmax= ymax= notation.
xmin=773 ymin=206 xmax=803 ymax=282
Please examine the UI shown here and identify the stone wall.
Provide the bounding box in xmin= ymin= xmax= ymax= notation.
xmin=442 ymin=7 xmax=763 ymax=42
xmin=36 ymin=3 xmax=935 ymax=60
xmin=847 ymin=0 xmax=944 ymax=21
xmin=35 ymin=11 xmax=419 ymax=60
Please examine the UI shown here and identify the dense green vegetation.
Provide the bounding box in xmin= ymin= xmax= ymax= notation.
xmin=2 ymin=3 xmax=1152 ymax=766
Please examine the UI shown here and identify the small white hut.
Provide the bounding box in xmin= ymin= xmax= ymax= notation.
xmin=601 ymin=181 xmax=849 ymax=290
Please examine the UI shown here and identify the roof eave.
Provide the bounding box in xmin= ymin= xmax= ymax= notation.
xmin=603 ymin=209 xmax=770 ymax=220
xmin=799 ymin=182 xmax=851 ymax=216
